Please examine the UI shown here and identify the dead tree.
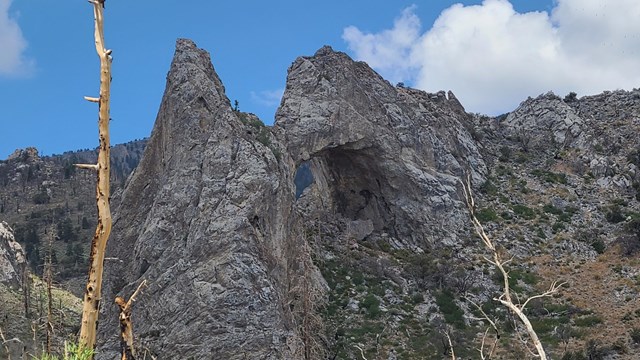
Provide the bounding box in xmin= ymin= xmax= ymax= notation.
xmin=22 ymin=248 xmax=30 ymax=319
xmin=45 ymin=228 xmax=54 ymax=355
xmin=76 ymin=0 xmax=113 ymax=354
xmin=115 ymin=280 xmax=147 ymax=360
xmin=462 ymin=176 xmax=563 ymax=359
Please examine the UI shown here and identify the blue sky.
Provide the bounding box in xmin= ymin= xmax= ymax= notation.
xmin=2 ymin=0 xmax=639 ymax=159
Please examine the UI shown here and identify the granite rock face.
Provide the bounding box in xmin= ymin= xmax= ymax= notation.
xmin=275 ymin=46 xmax=486 ymax=249
xmin=0 ymin=221 xmax=26 ymax=288
xmin=97 ymin=39 xmax=302 ymax=359
xmin=97 ymin=41 xmax=487 ymax=359
xmin=502 ymin=92 xmax=587 ymax=153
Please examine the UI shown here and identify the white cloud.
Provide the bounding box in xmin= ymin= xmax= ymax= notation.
xmin=250 ymin=88 xmax=284 ymax=107
xmin=0 ymin=0 xmax=33 ymax=77
xmin=343 ymin=0 xmax=640 ymax=115
xmin=343 ymin=6 xmax=421 ymax=84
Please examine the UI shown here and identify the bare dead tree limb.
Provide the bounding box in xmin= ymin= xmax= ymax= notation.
xmin=461 ymin=175 xmax=565 ymax=360
xmin=0 ymin=326 xmax=12 ymax=360
xmin=466 ymin=297 xmax=499 ymax=359
xmin=115 ymin=280 xmax=147 ymax=360
xmin=354 ymin=345 xmax=368 ymax=360
xmin=444 ymin=331 xmax=456 ymax=360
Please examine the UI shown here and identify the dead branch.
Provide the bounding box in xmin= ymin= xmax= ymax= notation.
xmin=354 ymin=345 xmax=368 ymax=360
xmin=0 ymin=326 xmax=11 ymax=360
xmin=45 ymin=226 xmax=55 ymax=356
xmin=115 ymin=280 xmax=147 ymax=359
xmin=444 ymin=331 xmax=456 ymax=360
xmin=462 ymin=175 xmax=564 ymax=360
xmin=466 ymin=297 xmax=499 ymax=359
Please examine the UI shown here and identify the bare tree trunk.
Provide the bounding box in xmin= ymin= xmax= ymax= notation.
xmin=115 ymin=280 xmax=147 ymax=360
xmin=45 ymin=230 xmax=54 ymax=355
xmin=77 ymin=0 xmax=112 ymax=355
xmin=22 ymin=261 xmax=30 ymax=318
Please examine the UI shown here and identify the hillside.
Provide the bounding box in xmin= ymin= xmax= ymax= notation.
xmin=0 ymin=139 xmax=146 ymax=287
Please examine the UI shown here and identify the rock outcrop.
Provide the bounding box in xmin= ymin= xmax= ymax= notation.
xmin=276 ymin=46 xmax=486 ymax=249
xmin=0 ymin=221 xmax=26 ymax=288
xmin=97 ymin=39 xmax=303 ymax=359
xmin=502 ymin=92 xmax=587 ymax=152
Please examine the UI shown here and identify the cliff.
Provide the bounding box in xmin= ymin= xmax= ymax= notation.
xmin=97 ymin=39 xmax=304 ymax=359
xmin=0 ymin=221 xmax=26 ymax=288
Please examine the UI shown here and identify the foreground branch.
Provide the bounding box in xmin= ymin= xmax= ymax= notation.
xmin=466 ymin=297 xmax=499 ymax=359
xmin=115 ymin=280 xmax=147 ymax=359
xmin=444 ymin=331 xmax=456 ymax=360
xmin=78 ymin=0 xmax=112 ymax=356
xmin=462 ymin=176 xmax=564 ymax=359
xmin=0 ymin=327 xmax=11 ymax=360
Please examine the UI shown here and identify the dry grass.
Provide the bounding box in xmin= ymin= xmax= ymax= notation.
xmin=533 ymin=246 xmax=640 ymax=357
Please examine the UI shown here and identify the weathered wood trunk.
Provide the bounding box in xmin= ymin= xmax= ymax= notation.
xmin=77 ymin=0 xmax=112 ymax=355
xmin=115 ymin=280 xmax=147 ymax=360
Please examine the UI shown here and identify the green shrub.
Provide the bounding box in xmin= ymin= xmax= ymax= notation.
xmin=561 ymin=351 xmax=587 ymax=360
xmin=435 ymin=290 xmax=465 ymax=329
xmin=351 ymin=271 xmax=365 ymax=286
xmin=591 ymin=239 xmax=606 ymax=254
xmin=627 ymin=149 xmax=640 ymax=167
xmin=510 ymin=268 xmax=538 ymax=286
xmin=476 ymin=207 xmax=499 ymax=222
xmin=37 ymin=342 xmax=95 ymax=360
xmin=33 ymin=191 xmax=50 ymax=204
xmin=564 ymin=92 xmax=578 ymax=102
xmin=256 ymin=129 xmax=271 ymax=147
xmin=531 ymin=169 xmax=568 ymax=184
xmin=360 ymin=293 xmax=381 ymax=318
xmin=585 ymin=339 xmax=609 ymax=360
xmin=499 ymin=146 xmax=512 ymax=162
xmin=410 ymin=292 xmax=423 ymax=304
xmin=512 ymin=204 xmax=536 ymax=219
xmin=605 ymin=205 xmax=625 ymax=223
xmin=480 ymin=179 xmax=498 ymax=196
xmin=552 ymin=222 xmax=565 ymax=233
xmin=530 ymin=316 xmax=567 ymax=334
xmin=543 ymin=204 xmax=563 ymax=215
xmin=270 ymin=147 xmax=282 ymax=161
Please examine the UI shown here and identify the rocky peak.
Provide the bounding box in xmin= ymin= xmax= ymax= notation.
xmin=6 ymin=147 xmax=41 ymax=163
xmin=97 ymin=39 xmax=300 ymax=359
xmin=276 ymin=45 xmax=485 ymax=248
xmin=95 ymin=39 xmax=489 ymax=359
xmin=502 ymin=91 xmax=586 ymax=152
